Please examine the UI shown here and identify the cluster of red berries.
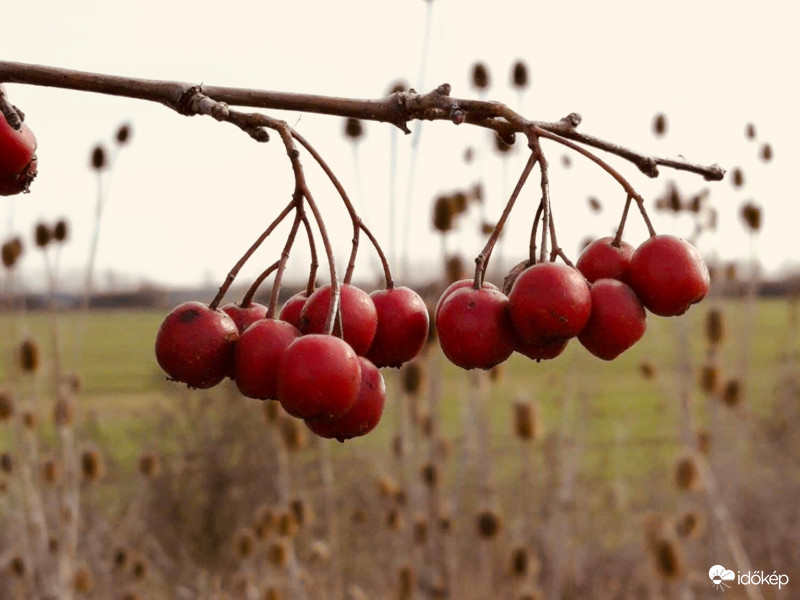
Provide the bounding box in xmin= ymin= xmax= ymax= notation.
xmin=0 ymin=104 xmax=38 ymax=196
xmin=155 ymin=284 xmax=429 ymax=442
xmin=436 ymin=234 xmax=709 ymax=369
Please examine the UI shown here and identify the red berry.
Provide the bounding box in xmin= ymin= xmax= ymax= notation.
xmin=576 ymin=236 xmax=634 ymax=283
xmin=299 ymin=284 xmax=378 ymax=356
xmin=436 ymin=286 xmax=516 ymax=370
xmin=306 ymin=357 xmax=386 ymax=441
xmin=515 ymin=335 xmax=569 ymax=361
xmin=435 ymin=278 xmax=499 ymax=321
xmin=233 ymin=319 xmax=300 ymax=400
xmin=278 ymin=291 xmax=309 ymax=329
xmin=278 ymin=334 xmax=361 ymax=420
xmin=0 ymin=116 xmax=37 ymax=196
xmin=578 ymin=279 xmax=646 ymax=360
xmin=366 ymin=286 xmax=429 ymax=368
xmin=155 ymin=301 xmax=239 ymax=389
xmin=221 ymin=302 xmax=268 ymax=333
xmin=628 ymin=235 xmax=709 ymax=316
xmin=508 ymin=263 xmax=592 ymax=342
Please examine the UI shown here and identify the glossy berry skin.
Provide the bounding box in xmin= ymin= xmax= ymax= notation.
xmin=299 ymin=284 xmax=378 ymax=356
xmin=366 ymin=286 xmax=429 ymax=368
xmin=0 ymin=116 xmax=38 ymax=196
xmin=278 ymin=334 xmax=361 ymax=421
xmin=576 ymin=237 xmax=634 ymax=283
xmin=508 ymin=263 xmax=592 ymax=342
xmin=578 ymin=279 xmax=647 ymax=360
xmin=278 ymin=291 xmax=309 ymax=329
xmin=306 ymin=357 xmax=386 ymax=441
xmin=221 ymin=302 xmax=268 ymax=333
xmin=628 ymin=235 xmax=709 ymax=316
xmin=435 ymin=279 xmax=499 ymax=321
xmin=233 ymin=319 xmax=300 ymax=400
xmin=436 ymin=286 xmax=516 ymax=370
xmin=155 ymin=301 xmax=239 ymax=389
xmin=515 ymin=334 xmax=569 ymax=361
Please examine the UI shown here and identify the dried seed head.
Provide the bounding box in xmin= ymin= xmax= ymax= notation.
xmin=674 ymin=510 xmax=703 ymax=538
xmin=19 ymin=338 xmax=40 ymax=373
xmin=53 ymin=219 xmax=69 ymax=243
xmin=587 ymin=196 xmax=602 ymax=212
xmin=731 ymin=167 xmax=745 ymax=188
xmin=277 ymin=511 xmax=299 ymax=538
xmin=42 ymin=457 xmax=61 ymax=484
xmin=699 ymin=365 xmax=719 ymax=394
xmin=513 ymin=399 xmax=540 ymax=441
xmin=8 ymin=555 xmax=25 ymax=577
xmin=760 ymin=143 xmax=773 ymax=162
xmin=452 ymin=191 xmax=468 ymax=214
xmin=419 ymin=414 xmax=434 ymax=438
xmin=264 ymin=400 xmax=280 ymax=422
xmin=35 ymin=222 xmax=52 ymax=248
xmin=54 ymin=398 xmax=75 ymax=426
xmin=439 ymin=513 xmax=452 ymax=533
xmin=80 ymin=448 xmax=105 ymax=482
xmin=413 ymin=515 xmax=428 ymax=545
xmin=268 ymin=540 xmax=288 ymax=567
xmin=696 ymin=430 xmax=711 ymax=455
xmin=433 ymin=195 xmax=456 ymax=233
xmin=651 ymin=537 xmax=684 ymax=580
xmin=351 ymin=508 xmax=367 ymax=524
xmin=116 ymin=123 xmax=132 ymax=145
xmin=721 ymin=379 xmax=741 ymax=407
xmin=674 ymin=455 xmax=699 ymax=491
xmin=476 ymin=509 xmax=502 ymax=539
xmin=22 ymin=410 xmax=36 ymax=429
xmin=421 ymin=463 xmax=437 ymax=487
xmin=401 ymin=361 xmax=425 ymax=396
xmin=745 ymin=123 xmax=756 ymax=140
xmin=131 ymin=557 xmax=148 ymax=580
xmin=445 ymin=255 xmax=465 ymax=284
xmin=386 ymin=508 xmax=402 ymax=531
xmin=510 ymin=546 xmax=529 ymax=577
xmin=511 ymin=60 xmax=529 ymax=89
xmin=0 ymin=481 xmax=6 ymax=495
xmin=281 ymin=418 xmax=307 ymax=451
xmin=666 ymin=184 xmax=682 ymax=212
xmin=48 ymin=537 xmax=58 ymax=554
xmin=344 ymin=117 xmax=364 ymax=141
xmin=653 ymin=113 xmax=667 ymax=137
xmin=561 ymin=154 xmax=572 ymax=168
xmin=724 ymin=263 xmax=738 ymax=282
xmin=394 ymin=487 xmax=408 ymax=506
xmin=489 ymin=363 xmax=504 ymax=383
xmin=290 ymin=497 xmax=311 ymax=527
xmin=138 ymin=452 xmax=161 ymax=479
xmin=113 ymin=547 xmax=129 ymax=570
xmin=233 ymin=527 xmax=256 ymax=559
xmin=377 ymin=474 xmax=399 ymax=499
xmin=1 ymin=452 xmax=13 ymax=474
xmin=463 ymin=147 xmax=475 ymax=163
xmin=740 ymin=202 xmax=762 ymax=231
xmin=397 ymin=565 xmax=416 ymax=599
xmin=262 ymin=587 xmax=282 ymax=600
xmin=471 ymin=62 xmax=490 ymax=90
xmin=640 ymin=361 xmax=656 ymax=380
xmin=91 ymin=145 xmax=107 ymax=170
xmin=480 ymin=221 xmax=495 ymax=235
xmin=74 ymin=565 xmax=94 ymax=594
xmin=309 ymin=539 xmax=331 ymax=564
xmin=0 ymin=393 xmax=13 ymax=421
xmin=705 ymin=309 xmax=725 ymax=345
xmin=2 ymin=241 xmax=19 ymax=269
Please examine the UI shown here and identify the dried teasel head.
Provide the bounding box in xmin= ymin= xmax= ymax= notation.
xmin=696 ymin=430 xmax=712 ymax=455
xmin=639 ymin=360 xmax=656 ymax=380
xmin=385 ymin=508 xmax=402 ymax=531
xmin=433 ymin=194 xmax=456 ymax=233
xmin=262 ymin=587 xmax=282 ymax=600
xmin=476 ymin=508 xmax=502 ymax=539
xmin=2 ymin=240 xmax=20 ymax=269
xmin=674 ymin=455 xmax=699 ymax=491
xmin=745 ymin=123 xmax=756 ymax=140
xmin=740 ymin=202 xmax=762 ymax=232
xmin=35 ymin=222 xmax=52 ymax=248
xmin=397 ymin=565 xmax=416 ymax=600
xmin=263 ymin=400 xmax=281 ymax=423
xmin=90 ymin=144 xmax=107 ymax=171
xmin=277 ymin=510 xmax=299 ymax=538
xmin=290 ymin=496 xmax=312 ymax=527
xmin=705 ymin=309 xmax=725 ymax=345
xmin=699 ymin=365 xmax=719 ymax=394
xmin=18 ymin=338 xmax=40 ymax=373
xmin=421 ymin=462 xmax=438 ymax=487
xmin=8 ymin=554 xmax=25 ymax=577
xmin=80 ymin=448 xmax=105 ymax=482
xmin=233 ymin=527 xmax=256 ymax=559
xmin=760 ymin=142 xmax=773 ymax=162
xmin=281 ymin=418 xmax=307 ymax=451
xmin=344 ymin=117 xmax=364 ymax=141
xmin=445 ymin=255 xmax=465 ymax=283
xmin=653 ymin=112 xmax=667 ymax=137
xmin=721 ymin=378 xmax=741 ymax=407
xmin=131 ymin=556 xmax=148 ymax=581
xmin=412 ymin=515 xmax=428 ymax=545
xmin=138 ymin=452 xmax=161 ymax=479
xmin=513 ymin=399 xmax=541 ymax=441
xmin=22 ymin=410 xmax=36 ymax=429
xmin=650 ymin=537 xmax=684 ymax=580
xmin=471 ymin=62 xmax=490 ymax=91
xmin=0 ymin=452 xmax=13 ymax=474
xmin=48 ymin=537 xmax=58 ymax=554
xmin=42 ymin=457 xmax=61 ymax=484
xmin=401 ymin=361 xmax=425 ymax=396
xmin=254 ymin=505 xmax=275 ymax=540
xmin=730 ymin=167 xmax=745 ymax=188
xmin=54 ymin=398 xmax=75 ymax=427
xmin=510 ymin=546 xmax=529 ymax=577
xmin=116 ymin=123 xmax=132 ymax=145
xmin=0 ymin=392 xmax=13 ymax=422
xmin=73 ymin=565 xmax=94 ymax=594
xmin=53 ymin=219 xmax=69 ymax=243
xmin=587 ymin=196 xmax=602 ymax=213
xmin=511 ymin=60 xmax=529 ymax=89
xmin=674 ymin=510 xmax=704 ymax=539
xmin=112 ymin=547 xmax=129 ymax=570
xmin=268 ymin=540 xmax=288 ymax=567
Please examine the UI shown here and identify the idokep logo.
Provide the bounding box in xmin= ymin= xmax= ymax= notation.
xmin=709 ymin=564 xmax=790 ymax=592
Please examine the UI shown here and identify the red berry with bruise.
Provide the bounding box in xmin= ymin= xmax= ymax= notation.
xmin=436 ymin=286 xmax=516 ymax=370
xmin=222 ymin=302 xmax=268 ymax=333
xmin=155 ymin=301 xmax=239 ymax=389
xmin=578 ymin=279 xmax=646 ymax=360
xmin=278 ymin=291 xmax=309 ymax=329
xmin=299 ymin=284 xmax=378 ymax=356
xmin=435 ymin=278 xmax=499 ymax=321
xmin=233 ymin=319 xmax=300 ymax=400
xmin=628 ymin=235 xmax=709 ymax=316
xmin=306 ymin=357 xmax=386 ymax=441
xmin=278 ymin=334 xmax=361 ymax=420
xmin=508 ymin=263 xmax=592 ymax=342
xmin=366 ymin=286 xmax=429 ymax=368
xmin=0 ymin=113 xmax=38 ymax=196
xmin=515 ymin=335 xmax=569 ymax=361
xmin=576 ymin=236 xmax=634 ymax=283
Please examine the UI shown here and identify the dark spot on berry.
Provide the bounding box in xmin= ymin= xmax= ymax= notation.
xmin=178 ymin=308 xmax=201 ymax=323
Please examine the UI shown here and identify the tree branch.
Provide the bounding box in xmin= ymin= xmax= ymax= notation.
xmin=0 ymin=61 xmax=725 ymax=181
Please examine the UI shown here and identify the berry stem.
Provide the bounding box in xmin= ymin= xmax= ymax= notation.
xmin=267 ymin=207 xmax=304 ymax=318
xmin=240 ymin=260 xmax=281 ymax=307
xmin=208 ymin=199 xmax=295 ymax=310
xmin=473 ymin=149 xmax=538 ymax=288
xmin=301 ymin=213 xmax=319 ymax=297
xmin=291 ymin=130 xmax=394 ymax=288
xmin=612 ymin=195 xmax=633 ymax=248
xmin=528 ymin=200 xmax=543 ymax=264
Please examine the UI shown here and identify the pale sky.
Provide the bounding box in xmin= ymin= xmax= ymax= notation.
xmin=2 ymin=0 xmax=798 ymax=293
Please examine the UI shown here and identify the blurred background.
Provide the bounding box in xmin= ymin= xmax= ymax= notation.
xmin=0 ymin=1 xmax=798 ymax=599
